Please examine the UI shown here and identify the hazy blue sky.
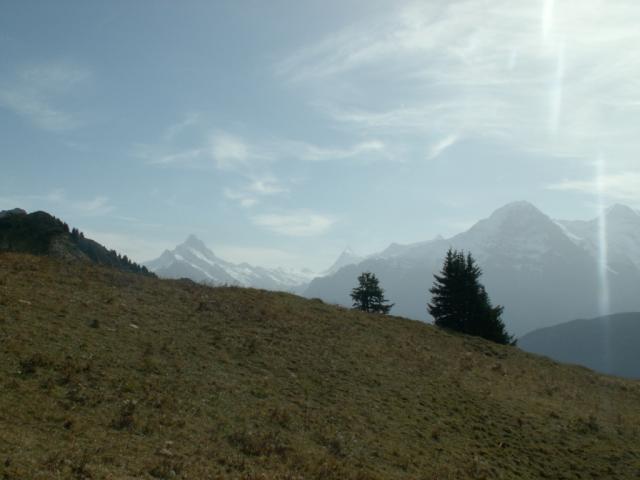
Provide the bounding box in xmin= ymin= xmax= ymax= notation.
xmin=1 ymin=1 xmax=639 ymax=270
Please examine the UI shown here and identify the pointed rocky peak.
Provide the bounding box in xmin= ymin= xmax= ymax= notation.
xmin=181 ymin=234 xmax=208 ymax=250
xmin=466 ymin=201 xmax=555 ymax=234
xmin=488 ymin=201 xmax=548 ymax=222
xmin=324 ymin=247 xmax=364 ymax=275
xmin=175 ymin=234 xmax=225 ymax=266
xmin=158 ymin=249 xmax=175 ymax=259
xmin=379 ymin=242 xmax=405 ymax=256
xmin=468 ymin=201 xmax=563 ymax=238
xmin=453 ymin=200 xmax=577 ymax=261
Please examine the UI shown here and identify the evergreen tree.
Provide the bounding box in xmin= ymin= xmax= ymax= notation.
xmin=351 ymin=272 xmax=394 ymax=314
xmin=428 ymin=248 xmax=514 ymax=345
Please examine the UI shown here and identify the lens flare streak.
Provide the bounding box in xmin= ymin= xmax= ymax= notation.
xmin=596 ymin=157 xmax=612 ymax=373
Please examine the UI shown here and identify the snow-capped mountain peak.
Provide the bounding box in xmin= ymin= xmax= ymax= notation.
xmin=145 ymin=235 xmax=311 ymax=293
xmin=557 ymin=204 xmax=640 ymax=269
xmin=181 ymin=233 xmax=210 ymax=251
xmin=305 ymin=200 xmax=640 ymax=337
xmin=450 ymin=200 xmax=574 ymax=267
xmin=482 ymin=200 xmax=552 ymax=229
xmin=174 ymin=234 xmax=226 ymax=267
xmin=323 ymin=247 xmax=364 ymax=276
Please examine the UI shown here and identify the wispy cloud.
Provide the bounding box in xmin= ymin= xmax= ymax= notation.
xmin=0 ymin=62 xmax=90 ymax=131
xmin=164 ymin=112 xmax=200 ymax=141
xmin=251 ymin=211 xmax=335 ymax=237
xmin=140 ymin=146 xmax=207 ymax=167
xmin=427 ymin=134 xmax=459 ymax=160
xmin=139 ymin=118 xmax=391 ymax=213
xmin=143 ymin=132 xmax=387 ymax=169
xmin=0 ymin=90 xmax=79 ymax=131
xmin=280 ymin=139 xmax=386 ymax=162
xmin=223 ymin=189 xmax=258 ymax=208
xmin=224 ymin=176 xmax=288 ymax=208
xmin=73 ymin=196 xmax=114 ymax=216
xmin=277 ymin=1 xmax=640 ymax=168
xmin=248 ymin=177 xmax=287 ymax=195
xmin=210 ymin=131 xmax=271 ymax=171
xmin=275 ymin=12 xmax=397 ymax=82
xmin=547 ymin=172 xmax=640 ymax=203
xmin=0 ymin=189 xmax=114 ymax=217
xmin=136 ymin=128 xmax=264 ymax=173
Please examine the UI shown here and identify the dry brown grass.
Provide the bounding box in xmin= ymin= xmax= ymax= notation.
xmin=0 ymin=252 xmax=639 ymax=479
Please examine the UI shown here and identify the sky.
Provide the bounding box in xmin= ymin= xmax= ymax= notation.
xmin=1 ymin=0 xmax=639 ymax=271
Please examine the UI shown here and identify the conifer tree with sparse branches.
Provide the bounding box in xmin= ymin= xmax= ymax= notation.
xmin=351 ymin=272 xmax=394 ymax=314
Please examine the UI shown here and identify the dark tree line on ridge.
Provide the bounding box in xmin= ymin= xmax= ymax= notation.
xmin=350 ymin=248 xmax=515 ymax=345
xmin=0 ymin=209 xmax=152 ymax=276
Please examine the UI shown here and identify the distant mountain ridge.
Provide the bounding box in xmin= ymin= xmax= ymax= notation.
xmin=557 ymin=204 xmax=640 ymax=270
xmin=0 ymin=208 xmax=152 ymax=276
xmin=519 ymin=312 xmax=640 ymax=379
xmin=305 ymin=201 xmax=640 ymax=336
xmin=145 ymin=234 xmax=313 ymax=292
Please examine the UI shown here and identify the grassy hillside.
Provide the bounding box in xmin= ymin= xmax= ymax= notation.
xmin=1 ymin=253 xmax=639 ymax=479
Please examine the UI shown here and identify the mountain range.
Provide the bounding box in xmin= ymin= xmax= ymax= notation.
xmin=8 ymin=202 xmax=638 ymax=339
xmin=305 ymin=201 xmax=640 ymax=336
xmin=145 ymin=234 xmax=313 ymax=292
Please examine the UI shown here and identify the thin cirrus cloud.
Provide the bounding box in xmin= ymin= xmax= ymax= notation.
xmin=223 ymin=189 xmax=259 ymax=208
xmin=140 ymin=130 xmax=269 ymax=173
xmin=145 ymin=130 xmax=387 ymax=169
xmin=210 ymin=131 xmax=270 ymax=172
xmin=251 ymin=211 xmax=335 ymax=237
xmin=0 ymin=189 xmax=114 ymax=216
xmin=224 ymin=176 xmax=288 ymax=209
xmin=277 ymin=0 xmax=640 ymax=179
xmin=547 ymin=172 xmax=640 ymax=204
xmin=427 ymin=134 xmax=459 ymax=160
xmin=0 ymin=62 xmax=90 ymax=131
xmin=164 ymin=112 xmax=200 ymax=141
xmin=139 ymin=113 xmax=388 ymax=171
xmin=137 ymin=129 xmax=253 ymax=170
xmin=280 ymin=139 xmax=386 ymax=162
xmin=73 ymin=195 xmax=114 ymax=216
xmin=144 ymin=147 xmax=207 ymax=167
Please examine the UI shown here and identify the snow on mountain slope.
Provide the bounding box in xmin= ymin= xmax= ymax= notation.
xmin=323 ymin=247 xmax=364 ymax=276
xmin=305 ymin=201 xmax=640 ymax=336
xmin=557 ymin=204 xmax=640 ymax=270
xmin=449 ymin=201 xmax=584 ymax=271
xmin=145 ymin=235 xmax=313 ymax=292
